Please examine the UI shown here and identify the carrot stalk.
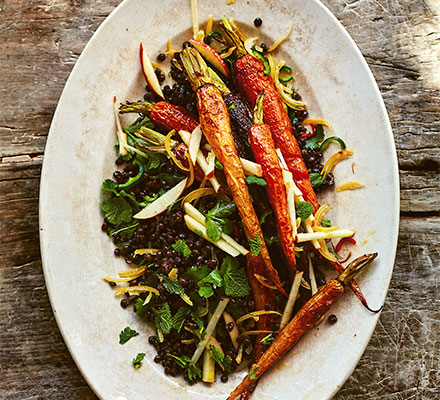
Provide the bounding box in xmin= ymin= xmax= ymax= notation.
xmin=227 ymin=253 xmax=378 ymax=400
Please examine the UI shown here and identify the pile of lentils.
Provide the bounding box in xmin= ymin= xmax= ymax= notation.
xmin=102 ymin=158 xmax=253 ymax=382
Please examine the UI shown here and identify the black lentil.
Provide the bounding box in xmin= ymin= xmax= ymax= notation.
xmin=254 ymin=17 xmax=263 ymax=27
xmin=157 ymin=53 xmax=166 ymax=62
xmin=328 ymin=314 xmax=338 ymax=324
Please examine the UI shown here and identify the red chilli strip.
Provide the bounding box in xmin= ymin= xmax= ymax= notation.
xmin=335 ymin=237 xmax=357 ymax=254
xmin=300 ymin=124 xmax=316 ymax=138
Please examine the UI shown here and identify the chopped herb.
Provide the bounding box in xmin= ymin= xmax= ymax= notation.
xmin=184 ymin=265 xmax=211 ymax=282
xmin=259 ymin=209 xmax=273 ymax=225
xmin=191 ymin=314 xmax=205 ymax=333
xmin=205 ymin=201 xmax=236 ymax=242
xmin=228 ymin=103 xmax=236 ymax=110
xmin=245 ymin=175 xmax=268 ymax=186
xmin=296 ymin=201 xmax=314 ymax=222
xmin=171 ymin=307 xmax=189 ymax=333
xmin=153 ymin=303 xmax=172 ymax=335
xmin=158 ymin=274 xmax=184 ymax=295
xmin=169 ymin=354 xmax=192 ymax=368
xmin=221 ymin=256 xmax=250 ymax=297
xmin=132 ymin=353 xmax=146 ymax=369
xmin=101 ymin=197 xmax=133 ymax=225
xmin=309 ymin=172 xmax=323 ymax=188
xmin=260 ymin=333 xmax=274 ymax=345
xmin=305 ymin=125 xmax=324 ymax=150
xmin=249 ymin=234 xmax=262 ymax=256
xmin=206 ymin=217 xmax=222 ymax=241
xmin=123 ymin=116 xmax=154 ymax=134
xmin=187 ymin=362 xmax=202 ymax=381
xmin=265 ymin=235 xmax=280 ymax=246
xmin=248 ymin=366 xmax=260 ymax=380
xmin=208 ymin=201 xmax=236 ymax=218
xmin=214 ymin=158 xmax=223 ymax=170
xmin=197 ymin=270 xmax=224 ymax=298
xmin=198 ymin=283 xmax=214 ymax=298
xmin=135 ymin=298 xmax=146 ymax=316
xmin=119 ymin=327 xmax=139 ymax=344
xmin=172 ymin=239 xmax=192 ymax=257
xmin=107 ymin=221 xmax=139 ymax=238
xmin=223 ymin=355 xmax=233 ymax=373
xmin=209 ymin=345 xmax=225 ymax=367
xmin=321 ymin=219 xmax=332 ymax=227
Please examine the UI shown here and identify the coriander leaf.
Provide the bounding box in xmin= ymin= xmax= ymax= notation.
xmin=214 ymin=159 xmax=223 ymax=170
xmin=171 ymin=307 xmax=189 ymax=333
xmin=102 ymin=179 xmax=119 ymax=192
xmin=305 ymin=125 xmax=325 ymax=150
xmin=259 ymin=209 xmax=273 ymax=225
xmin=245 ymin=175 xmax=268 ymax=186
xmin=321 ymin=219 xmax=332 ymax=227
xmin=221 ymin=256 xmax=250 ymax=297
xmin=249 ymin=234 xmax=262 ymax=256
xmin=207 ymin=202 xmax=236 ymax=218
xmin=145 ymin=153 xmax=167 ymax=171
xmin=169 ymin=354 xmax=192 ymax=368
xmin=209 ymin=345 xmax=224 ymax=367
xmin=206 ymin=217 xmax=222 ymax=241
xmin=153 ymin=303 xmax=172 ymax=335
xmin=132 ymin=352 xmax=146 ymax=369
xmin=119 ymin=327 xmax=139 ymax=344
xmin=157 ymin=274 xmax=184 ymax=295
xmin=184 ymin=265 xmax=211 ymax=283
xmin=198 ymin=283 xmax=214 ymax=298
xmin=101 ymin=197 xmax=133 ymax=225
xmin=187 ymin=362 xmax=202 ymax=381
xmin=248 ymin=366 xmax=260 ymax=380
xmin=107 ymin=221 xmax=139 ymax=238
xmin=309 ymin=172 xmax=323 ymax=188
xmin=296 ymin=201 xmax=314 ymax=222
xmin=172 ymin=239 xmax=192 ymax=257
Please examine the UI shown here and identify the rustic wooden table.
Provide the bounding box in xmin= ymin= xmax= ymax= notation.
xmin=1 ymin=0 xmax=438 ymax=399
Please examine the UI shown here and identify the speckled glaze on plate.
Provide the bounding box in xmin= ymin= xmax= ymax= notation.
xmin=39 ymin=0 xmax=399 ymax=399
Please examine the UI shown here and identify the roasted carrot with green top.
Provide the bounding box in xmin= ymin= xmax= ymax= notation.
xmin=180 ymin=47 xmax=285 ymax=295
xmin=120 ymin=100 xmax=199 ymax=133
xmin=227 ymin=253 xmax=378 ymax=400
xmin=249 ymin=93 xmax=297 ymax=272
xmin=221 ymin=18 xmax=318 ymax=211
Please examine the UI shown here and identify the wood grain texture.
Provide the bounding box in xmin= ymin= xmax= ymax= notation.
xmin=0 ymin=0 xmax=438 ymax=399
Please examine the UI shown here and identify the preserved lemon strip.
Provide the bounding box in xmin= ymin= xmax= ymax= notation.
xmin=337 ymin=181 xmax=364 ymax=192
xmin=114 ymin=285 xmax=159 ymax=296
xmin=302 ymin=118 xmax=333 ymax=130
xmin=134 ymin=248 xmax=160 ymax=255
xmin=118 ymin=265 xmax=147 ymax=278
xmin=321 ymin=149 xmax=354 ymax=180
xmin=236 ymin=310 xmax=282 ymax=325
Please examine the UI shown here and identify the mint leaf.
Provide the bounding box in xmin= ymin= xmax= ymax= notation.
xmin=191 ymin=314 xmax=205 ymax=333
xmin=132 ymin=353 xmax=146 ymax=369
xmin=184 ymin=265 xmax=211 ymax=282
xmin=296 ymin=201 xmax=314 ymax=222
xmin=321 ymin=219 xmax=332 ymax=227
xmin=171 ymin=307 xmax=189 ymax=333
xmin=305 ymin=124 xmax=324 ymax=150
xmin=245 ymin=175 xmax=268 ymax=186
xmin=249 ymin=234 xmax=261 ymax=256
xmin=221 ymin=218 xmax=234 ymax=235
xmin=200 ymin=270 xmax=223 ymax=287
xmin=187 ymin=362 xmax=202 ymax=381
xmin=309 ymin=172 xmax=323 ymax=188
xmin=208 ymin=202 xmax=236 ymax=218
xmin=206 ymin=217 xmax=222 ymax=241
xmin=248 ymin=366 xmax=260 ymax=380
xmin=102 ymin=197 xmax=133 ymax=225
xmin=119 ymin=327 xmax=139 ymax=344
xmin=223 ymin=355 xmax=233 ymax=373
xmin=153 ymin=303 xmax=172 ymax=335
xmin=172 ymin=239 xmax=192 ymax=257
xmin=221 ymin=257 xmax=250 ymax=297
xmin=158 ymin=274 xmax=184 ymax=295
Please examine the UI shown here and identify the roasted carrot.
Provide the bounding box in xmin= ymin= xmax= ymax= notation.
xmin=249 ymin=93 xmax=297 ymax=272
xmin=227 ymin=253 xmax=378 ymax=400
xmin=119 ymin=100 xmax=199 ymax=132
xmin=221 ymin=19 xmax=318 ymax=211
xmin=181 ymin=47 xmax=286 ymax=295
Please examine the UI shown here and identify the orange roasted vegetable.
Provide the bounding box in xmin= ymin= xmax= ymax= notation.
xmin=249 ymin=94 xmax=297 ymax=273
xmin=181 ymin=47 xmax=286 ymax=295
xmin=227 ymin=253 xmax=378 ymax=400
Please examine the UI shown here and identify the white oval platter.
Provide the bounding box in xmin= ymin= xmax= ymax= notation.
xmin=40 ymin=0 xmax=399 ymax=399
